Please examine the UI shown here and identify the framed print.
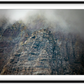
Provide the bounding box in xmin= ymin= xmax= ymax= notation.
xmin=0 ymin=0 xmax=84 ymax=83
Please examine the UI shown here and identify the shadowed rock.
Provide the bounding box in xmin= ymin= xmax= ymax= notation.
xmin=1 ymin=28 xmax=84 ymax=75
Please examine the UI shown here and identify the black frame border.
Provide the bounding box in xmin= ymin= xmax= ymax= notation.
xmin=0 ymin=0 xmax=84 ymax=83
xmin=0 ymin=1 xmax=84 ymax=4
xmin=0 ymin=80 xmax=84 ymax=83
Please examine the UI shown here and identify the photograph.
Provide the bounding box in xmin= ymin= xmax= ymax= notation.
xmin=0 ymin=9 xmax=84 ymax=75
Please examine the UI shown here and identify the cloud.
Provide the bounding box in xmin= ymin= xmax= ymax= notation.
xmin=0 ymin=9 xmax=84 ymax=38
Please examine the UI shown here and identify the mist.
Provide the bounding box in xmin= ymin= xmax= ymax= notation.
xmin=0 ymin=9 xmax=84 ymax=38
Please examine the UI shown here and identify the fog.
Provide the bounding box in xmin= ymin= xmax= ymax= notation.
xmin=0 ymin=9 xmax=84 ymax=38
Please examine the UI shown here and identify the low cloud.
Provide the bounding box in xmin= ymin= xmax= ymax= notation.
xmin=0 ymin=9 xmax=84 ymax=38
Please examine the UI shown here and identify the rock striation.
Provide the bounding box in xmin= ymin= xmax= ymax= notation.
xmin=0 ymin=21 xmax=29 ymax=73
xmin=1 ymin=28 xmax=84 ymax=75
xmin=1 ymin=29 xmax=54 ymax=75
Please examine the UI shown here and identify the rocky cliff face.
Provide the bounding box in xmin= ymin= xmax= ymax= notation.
xmin=1 ymin=27 xmax=84 ymax=75
xmin=53 ymin=32 xmax=84 ymax=75
xmin=1 ymin=29 xmax=54 ymax=75
xmin=0 ymin=21 xmax=30 ymax=73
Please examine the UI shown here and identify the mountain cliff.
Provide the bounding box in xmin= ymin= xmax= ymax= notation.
xmin=1 ymin=27 xmax=84 ymax=75
xmin=0 ymin=21 xmax=30 ymax=73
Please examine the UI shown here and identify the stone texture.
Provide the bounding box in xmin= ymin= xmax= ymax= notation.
xmin=0 ymin=27 xmax=84 ymax=75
